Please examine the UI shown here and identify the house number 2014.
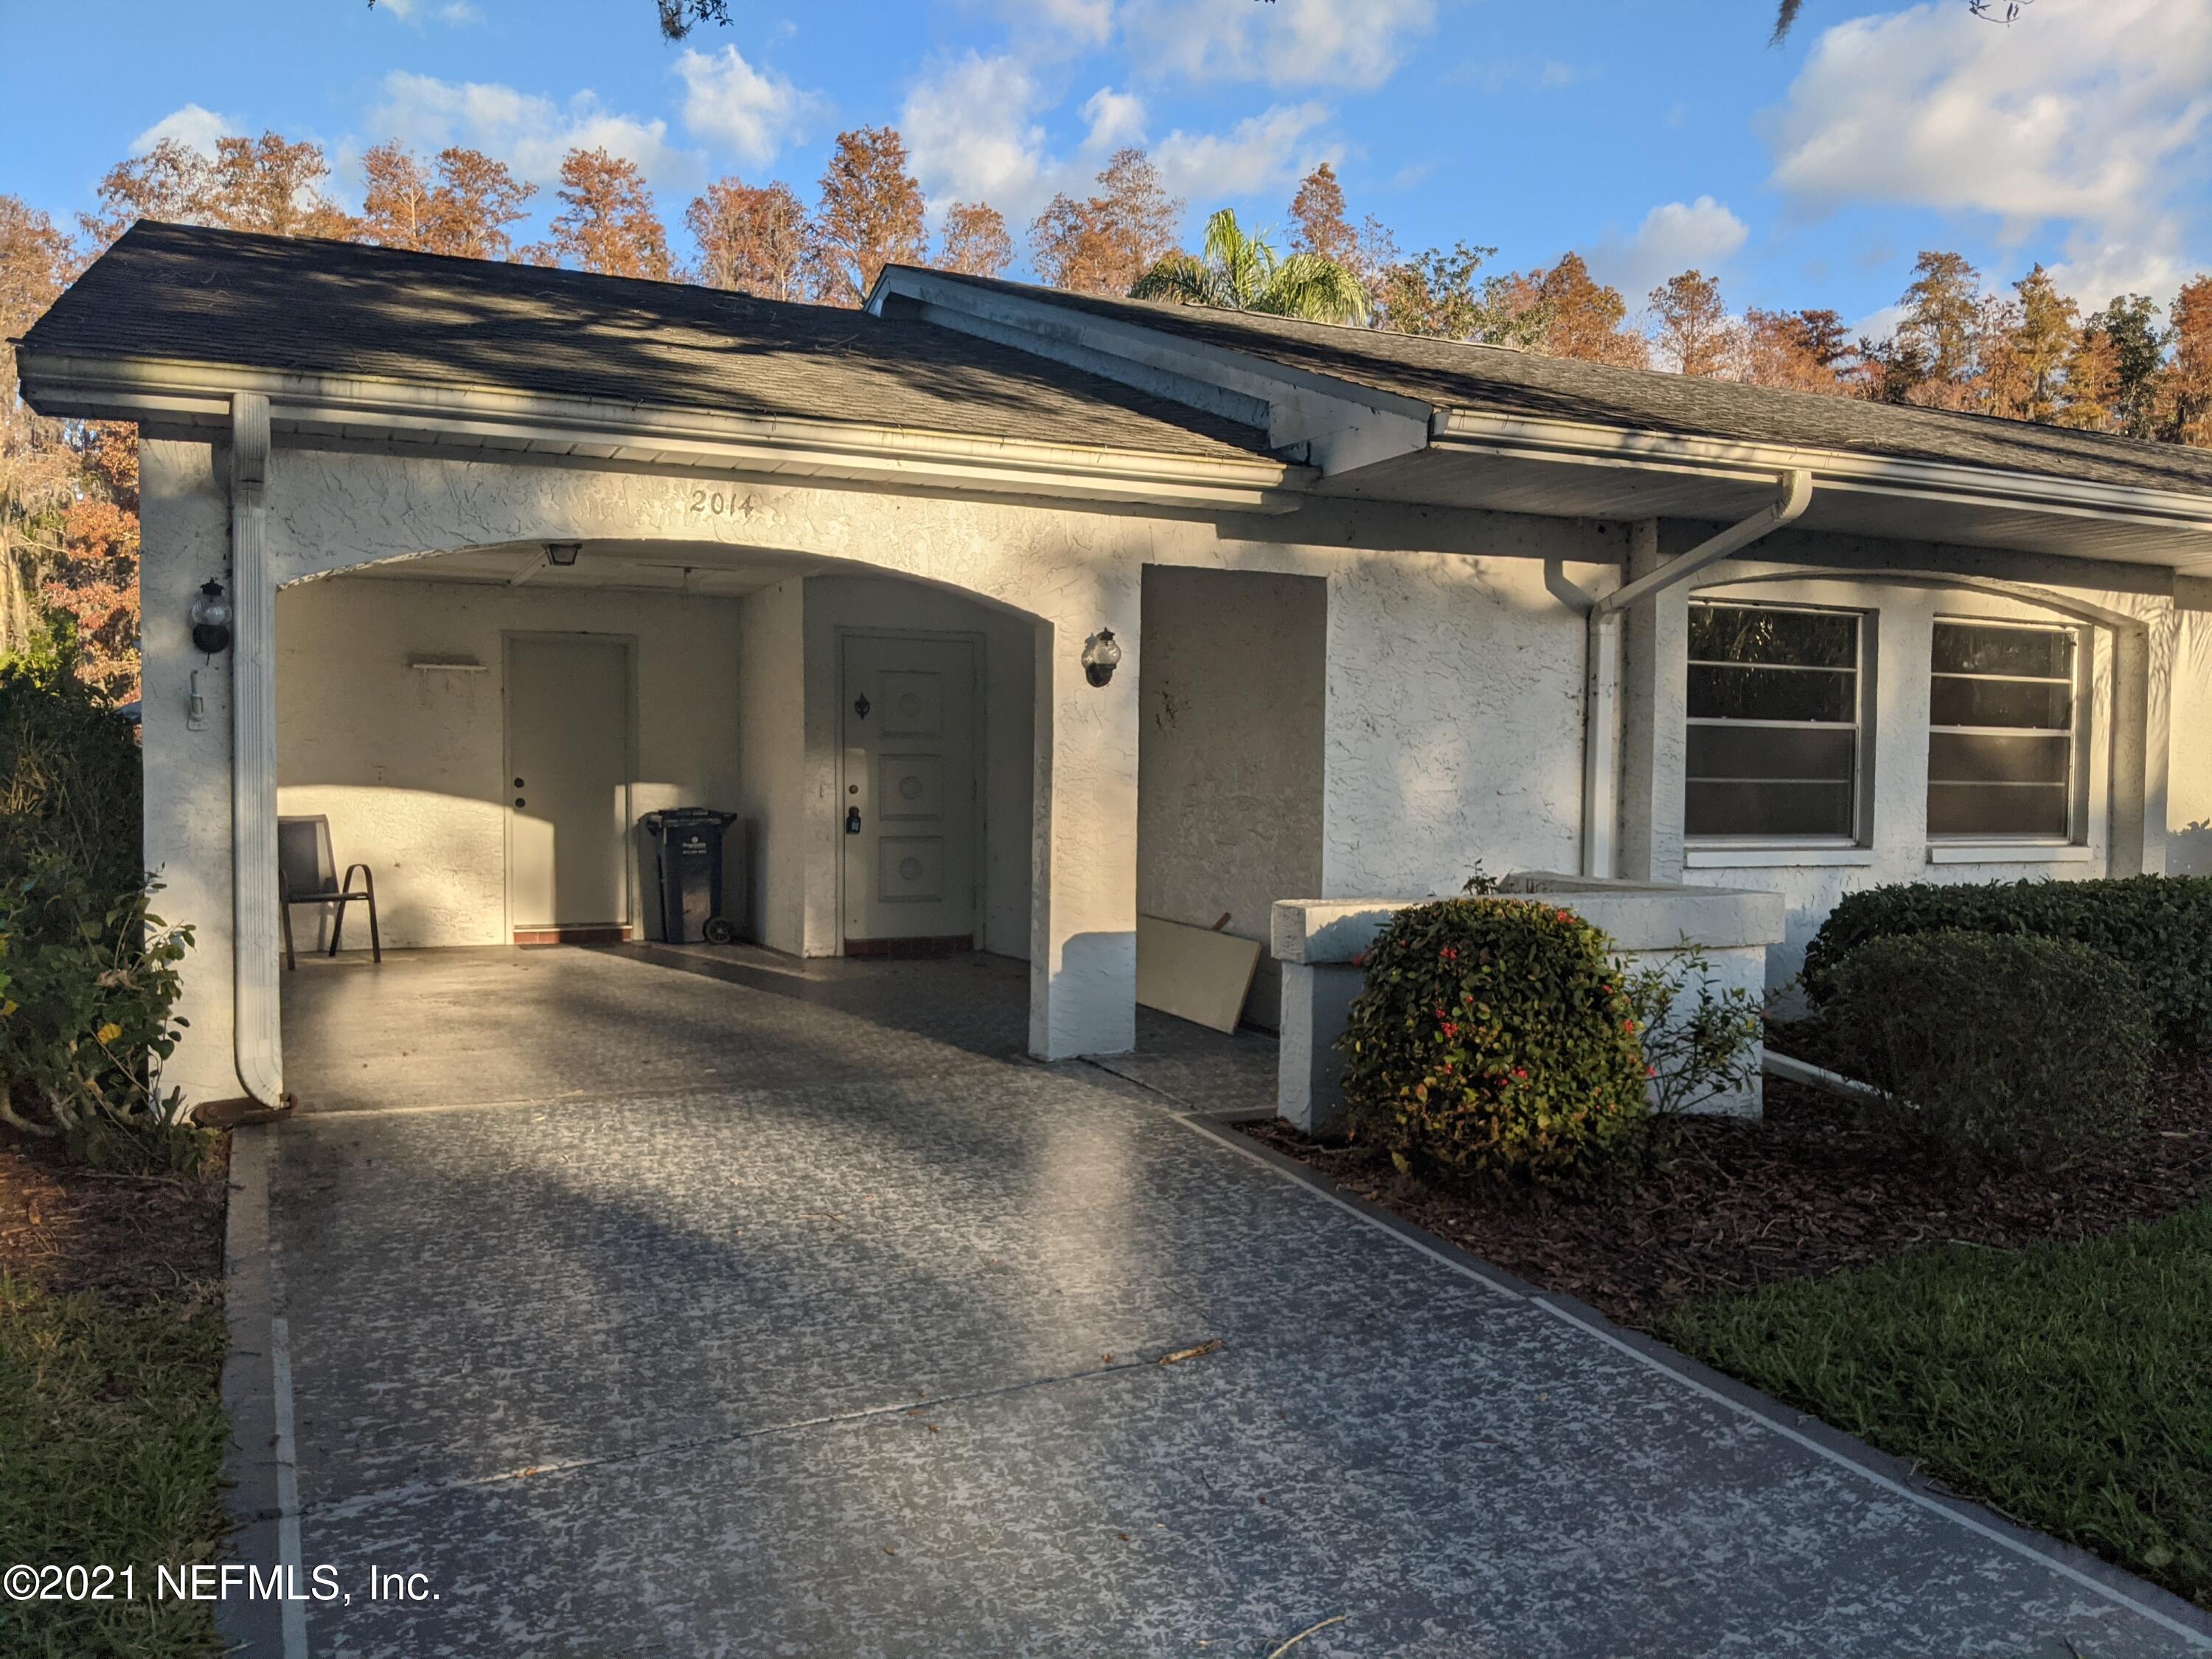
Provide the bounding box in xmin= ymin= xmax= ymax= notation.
xmin=689 ymin=488 xmax=752 ymax=518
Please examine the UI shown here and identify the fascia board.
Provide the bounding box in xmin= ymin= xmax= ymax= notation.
xmin=19 ymin=349 xmax=1312 ymax=512
xmin=875 ymin=268 xmax=1434 ymax=474
xmin=1434 ymin=407 xmax=2212 ymax=536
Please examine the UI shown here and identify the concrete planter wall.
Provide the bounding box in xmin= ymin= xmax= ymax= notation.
xmin=1272 ymin=873 xmax=1787 ymax=1134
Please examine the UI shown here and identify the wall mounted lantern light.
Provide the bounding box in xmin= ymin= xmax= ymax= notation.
xmin=1081 ymin=627 xmax=1122 ymax=687
xmin=189 ymin=579 xmax=233 ymax=655
xmin=545 ymin=541 xmax=582 ymax=568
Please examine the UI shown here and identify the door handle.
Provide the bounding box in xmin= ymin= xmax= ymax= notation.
xmin=845 ymin=807 xmax=863 ymax=835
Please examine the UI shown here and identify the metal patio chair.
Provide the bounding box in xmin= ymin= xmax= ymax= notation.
xmin=278 ymin=815 xmax=381 ymax=970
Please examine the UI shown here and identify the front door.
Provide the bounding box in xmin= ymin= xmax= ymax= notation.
xmin=841 ymin=633 xmax=979 ymax=950
xmin=507 ymin=635 xmax=631 ymax=939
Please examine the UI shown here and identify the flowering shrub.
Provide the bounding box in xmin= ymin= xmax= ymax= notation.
xmin=0 ymin=859 xmax=198 ymax=1169
xmin=1338 ymin=897 xmax=1649 ymax=1182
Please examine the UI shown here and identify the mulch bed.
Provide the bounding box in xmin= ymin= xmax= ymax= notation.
xmin=0 ymin=1130 xmax=229 ymax=1307
xmin=1242 ymin=1054 xmax=2212 ymax=1327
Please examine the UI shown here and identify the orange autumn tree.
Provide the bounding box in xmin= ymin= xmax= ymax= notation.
xmin=359 ymin=142 xmax=536 ymax=260
xmin=528 ymin=148 xmax=670 ymax=279
xmin=1649 ymin=269 xmax=1739 ymax=378
xmin=810 ymin=127 xmax=928 ymax=306
xmin=936 ymin=202 xmax=1013 ymax=279
xmin=85 ymin=132 xmax=353 ymax=248
xmin=1029 ymin=149 xmax=1183 ymax=297
xmin=686 ymin=178 xmax=813 ymax=299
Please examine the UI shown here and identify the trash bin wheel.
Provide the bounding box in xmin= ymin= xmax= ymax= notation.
xmin=702 ymin=917 xmax=737 ymax=946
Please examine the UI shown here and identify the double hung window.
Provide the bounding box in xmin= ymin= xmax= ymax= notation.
xmin=1686 ymin=602 xmax=1862 ymax=841
xmin=1927 ymin=619 xmax=2076 ymax=839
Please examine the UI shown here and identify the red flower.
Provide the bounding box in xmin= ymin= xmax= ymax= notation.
xmin=1646 ymin=1064 xmax=1658 ymax=1078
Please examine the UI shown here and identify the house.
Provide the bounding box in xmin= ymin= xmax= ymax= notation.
xmin=15 ymin=221 xmax=2212 ymax=1115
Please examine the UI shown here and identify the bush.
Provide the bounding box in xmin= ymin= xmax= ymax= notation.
xmin=1824 ymin=930 xmax=2155 ymax=1169
xmin=1338 ymin=897 xmax=1649 ymax=1181
xmin=1622 ymin=945 xmax=1766 ymax=1118
xmin=0 ymin=859 xmax=199 ymax=1169
xmin=0 ymin=658 xmax=143 ymax=904
xmin=1804 ymin=874 xmax=2212 ymax=1049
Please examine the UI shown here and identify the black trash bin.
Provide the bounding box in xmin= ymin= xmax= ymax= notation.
xmin=641 ymin=808 xmax=738 ymax=945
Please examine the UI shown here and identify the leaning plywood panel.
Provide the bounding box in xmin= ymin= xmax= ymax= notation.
xmin=1136 ymin=915 xmax=1262 ymax=1034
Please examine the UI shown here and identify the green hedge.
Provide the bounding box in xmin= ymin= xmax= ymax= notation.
xmin=1803 ymin=874 xmax=2212 ymax=1049
xmin=1826 ymin=931 xmax=2156 ymax=1169
xmin=1338 ymin=897 xmax=1649 ymax=1182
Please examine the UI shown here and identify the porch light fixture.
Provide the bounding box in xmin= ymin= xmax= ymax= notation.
xmin=545 ymin=542 xmax=582 ymax=567
xmin=189 ymin=580 xmax=233 ymax=655
xmin=1081 ymin=627 xmax=1122 ymax=687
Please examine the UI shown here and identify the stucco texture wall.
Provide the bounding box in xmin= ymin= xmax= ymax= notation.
xmin=1318 ymin=551 xmax=1589 ymax=895
xmin=276 ymin=575 xmax=745 ymax=948
xmin=1137 ymin=566 xmax=1326 ymax=1029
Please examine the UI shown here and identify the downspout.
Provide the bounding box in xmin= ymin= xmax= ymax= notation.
xmin=229 ymin=392 xmax=285 ymax=1106
xmin=1562 ymin=468 xmax=1815 ymax=878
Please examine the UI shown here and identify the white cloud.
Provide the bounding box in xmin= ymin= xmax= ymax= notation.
xmin=990 ymin=0 xmax=1115 ymax=52
xmin=371 ymin=0 xmax=479 ymax=25
xmin=674 ymin=46 xmax=819 ymax=169
xmin=1155 ymin=102 xmax=1336 ymax=206
xmin=1763 ymin=0 xmax=2212 ymax=289
xmin=1121 ymin=0 xmax=1433 ymax=92
xmin=131 ymin=104 xmax=240 ymax=159
xmin=366 ymin=72 xmax=689 ymax=187
xmin=1080 ymin=86 xmax=1147 ymax=155
xmin=1590 ymin=196 xmax=1751 ymax=301
xmin=901 ymin=54 xmax=1055 ymax=220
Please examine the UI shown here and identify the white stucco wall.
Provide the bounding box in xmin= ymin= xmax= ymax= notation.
xmin=274 ymin=574 xmax=746 ymax=948
xmin=735 ymin=577 xmax=805 ymax=952
xmin=1137 ymin=566 xmax=1326 ymax=1029
xmin=2171 ymin=608 xmax=2212 ymax=876
xmin=137 ymin=429 xmax=2210 ymax=1107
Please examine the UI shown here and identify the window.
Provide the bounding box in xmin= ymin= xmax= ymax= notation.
xmin=1686 ymin=602 xmax=1861 ymax=840
xmin=1927 ymin=619 xmax=2076 ymax=839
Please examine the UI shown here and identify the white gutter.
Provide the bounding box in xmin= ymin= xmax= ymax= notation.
xmin=16 ymin=351 xmax=1312 ymax=514
xmin=1433 ymin=408 xmax=2212 ymax=540
xmin=1570 ymin=469 xmax=1815 ymax=878
xmin=229 ymin=392 xmax=285 ymax=1107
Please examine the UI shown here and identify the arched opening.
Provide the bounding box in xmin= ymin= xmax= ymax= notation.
xmin=271 ymin=536 xmax=1057 ymax=1109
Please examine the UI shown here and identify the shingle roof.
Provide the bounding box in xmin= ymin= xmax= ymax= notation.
xmin=15 ymin=222 xmax=1271 ymax=463
xmin=910 ymin=271 xmax=2212 ymax=498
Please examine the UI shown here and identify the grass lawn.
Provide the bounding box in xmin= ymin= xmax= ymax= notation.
xmin=0 ymin=1276 xmax=230 ymax=1658
xmin=1654 ymin=1201 xmax=2212 ymax=1611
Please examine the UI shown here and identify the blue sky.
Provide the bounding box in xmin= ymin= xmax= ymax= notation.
xmin=3 ymin=0 xmax=2207 ymax=334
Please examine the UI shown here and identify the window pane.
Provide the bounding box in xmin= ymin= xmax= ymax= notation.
xmin=1688 ymin=664 xmax=1855 ymax=723
xmin=1688 ymin=723 xmax=1855 ymax=784
xmin=1928 ymin=731 xmax=2070 ymax=785
xmin=1927 ymin=784 xmax=2069 ymax=838
xmin=1690 ymin=604 xmax=1857 ymax=669
xmin=1930 ymin=675 xmax=2072 ymax=731
xmin=1933 ymin=622 xmax=2073 ymax=679
xmin=1688 ymin=782 xmax=1854 ymax=838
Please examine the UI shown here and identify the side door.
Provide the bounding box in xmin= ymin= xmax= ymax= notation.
xmin=507 ymin=635 xmax=632 ymax=936
xmin=840 ymin=633 xmax=979 ymax=948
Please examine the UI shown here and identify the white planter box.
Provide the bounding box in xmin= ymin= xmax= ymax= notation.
xmin=1273 ymin=874 xmax=1787 ymax=1134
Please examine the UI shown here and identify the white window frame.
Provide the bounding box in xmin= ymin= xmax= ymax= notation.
xmin=1684 ymin=599 xmax=1869 ymax=849
xmin=1926 ymin=613 xmax=2084 ymax=845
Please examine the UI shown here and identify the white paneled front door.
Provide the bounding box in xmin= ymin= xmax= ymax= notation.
xmin=840 ymin=633 xmax=979 ymax=947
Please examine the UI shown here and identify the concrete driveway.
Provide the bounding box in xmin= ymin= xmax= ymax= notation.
xmin=221 ymin=946 xmax=2209 ymax=1658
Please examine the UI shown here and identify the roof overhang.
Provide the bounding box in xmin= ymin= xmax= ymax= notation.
xmin=873 ymin=268 xmax=2212 ymax=580
xmin=1408 ymin=408 xmax=2212 ymax=575
xmin=15 ymin=348 xmax=1313 ymax=515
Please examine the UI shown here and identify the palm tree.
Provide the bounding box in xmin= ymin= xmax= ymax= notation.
xmin=1131 ymin=209 xmax=1369 ymax=326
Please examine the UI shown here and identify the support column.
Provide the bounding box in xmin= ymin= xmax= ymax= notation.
xmin=1027 ymin=617 xmax=1139 ymax=1060
xmin=228 ymin=394 xmax=285 ymax=1105
xmin=2110 ymin=621 xmax=2167 ymax=876
xmin=1615 ymin=520 xmax=1691 ymax=883
xmin=139 ymin=440 xmax=243 ymax=1109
